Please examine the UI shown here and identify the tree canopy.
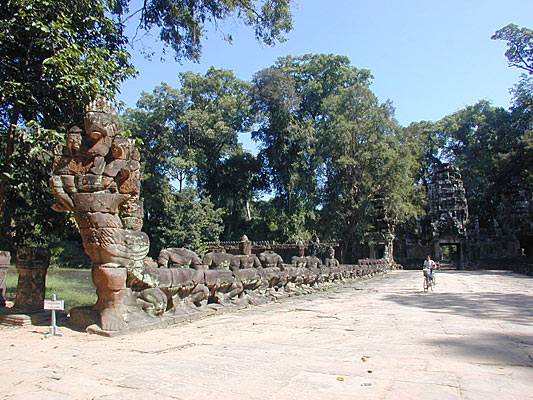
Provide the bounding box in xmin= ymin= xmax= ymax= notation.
xmin=1 ymin=5 xmax=531 ymax=263
xmin=114 ymin=0 xmax=293 ymax=62
xmin=250 ymin=54 xmax=422 ymax=243
xmin=0 ymin=0 xmax=135 ymax=250
xmin=0 ymin=0 xmax=294 ymax=252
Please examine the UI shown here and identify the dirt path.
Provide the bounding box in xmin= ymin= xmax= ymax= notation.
xmin=1 ymin=270 xmax=532 ymax=399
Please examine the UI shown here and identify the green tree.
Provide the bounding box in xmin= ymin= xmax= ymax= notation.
xmin=318 ymin=85 xmax=422 ymax=252
xmin=0 ymin=0 xmax=294 ymax=253
xmin=210 ymin=151 xmax=267 ymax=240
xmin=432 ymin=101 xmax=521 ymax=226
xmin=251 ymin=54 xmax=373 ymax=240
xmin=492 ymin=24 xmax=533 ymax=75
xmin=492 ymin=24 xmax=533 ymax=192
xmin=123 ymin=68 xmax=255 ymax=246
xmin=127 ymin=68 xmax=253 ymax=194
xmin=0 ymin=0 xmax=135 ymax=250
xmin=142 ymin=181 xmax=223 ymax=256
xmin=123 ymin=105 xmax=224 ymax=256
xmin=115 ymin=0 xmax=293 ymax=62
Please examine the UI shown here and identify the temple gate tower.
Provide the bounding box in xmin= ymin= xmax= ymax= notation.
xmin=427 ymin=163 xmax=469 ymax=267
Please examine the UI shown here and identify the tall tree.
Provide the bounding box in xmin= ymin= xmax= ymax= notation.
xmin=492 ymin=24 xmax=533 ymax=75
xmin=121 ymin=0 xmax=293 ymax=62
xmin=251 ymin=54 xmax=372 ymax=240
xmin=211 ymin=151 xmax=267 ymax=239
xmin=123 ymin=103 xmax=224 ymax=256
xmin=124 ymin=67 xmax=257 ymax=244
xmin=128 ymin=68 xmax=253 ymax=194
xmin=492 ymin=24 xmax=533 ymax=192
xmin=318 ymin=85 xmax=422 ymax=253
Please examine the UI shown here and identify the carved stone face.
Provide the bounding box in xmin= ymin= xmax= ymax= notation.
xmin=66 ymin=131 xmax=82 ymax=154
xmin=240 ymin=241 xmax=252 ymax=255
xmin=84 ymin=99 xmax=120 ymax=140
xmin=327 ymin=246 xmax=335 ymax=258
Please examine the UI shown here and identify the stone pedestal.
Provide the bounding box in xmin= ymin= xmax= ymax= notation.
xmin=12 ymin=247 xmax=50 ymax=314
xmin=0 ymin=251 xmax=10 ymax=307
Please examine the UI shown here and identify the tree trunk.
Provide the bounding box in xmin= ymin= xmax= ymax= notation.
xmin=246 ymin=200 xmax=251 ymax=221
xmin=0 ymin=107 xmax=19 ymax=221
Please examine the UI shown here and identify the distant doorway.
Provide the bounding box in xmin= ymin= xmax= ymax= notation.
xmin=439 ymin=243 xmax=459 ymax=269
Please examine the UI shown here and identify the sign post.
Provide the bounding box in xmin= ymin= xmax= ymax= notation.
xmin=44 ymin=294 xmax=64 ymax=337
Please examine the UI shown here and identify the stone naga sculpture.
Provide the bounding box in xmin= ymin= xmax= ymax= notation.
xmin=158 ymin=248 xmax=203 ymax=269
xmin=50 ymin=99 xmax=149 ymax=331
xmin=203 ymin=249 xmax=238 ymax=270
xmin=234 ymin=235 xmax=261 ymax=269
xmin=291 ymin=241 xmax=308 ymax=268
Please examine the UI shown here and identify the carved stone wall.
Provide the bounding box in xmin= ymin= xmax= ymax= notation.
xmin=499 ymin=178 xmax=533 ymax=257
xmin=428 ymin=163 xmax=468 ymax=239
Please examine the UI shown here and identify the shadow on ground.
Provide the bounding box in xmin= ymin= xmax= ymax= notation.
xmin=382 ymin=289 xmax=533 ymax=326
xmin=424 ymin=331 xmax=533 ymax=367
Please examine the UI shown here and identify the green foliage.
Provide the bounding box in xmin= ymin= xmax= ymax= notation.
xmin=433 ymin=101 xmax=521 ymax=226
xmin=49 ymin=240 xmax=91 ymax=269
xmin=124 ymin=68 xmax=260 ymax=244
xmin=142 ymin=181 xmax=223 ymax=256
xmin=211 ymin=151 xmax=267 ymax=240
xmin=0 ymin=123 xmax=80 ymax=250
xmin=128 ymin=68 xmax=253 ymax=193
xmin=122 ymin=0 xmax=293 ymax=62
xmin=251 ymin=54 xmax=372 ymax=238
xmin=492 ymin=24 xmax=533 ymax=75
xmin=318 ymin=84 xmax=422 ymax=243
xmin=0 ymin=0 xmax=135 ymax=251
xmin=492 ymin=24 xmax=533 ymax=194
xmin=0 ymin=0 xmax=134 ymax=128
xmin=0 ymin=0 xmax=294 ymax=252
xmin=251 ymin=54 xmax=421 ymax=242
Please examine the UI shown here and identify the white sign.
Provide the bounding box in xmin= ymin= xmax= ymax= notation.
xmin=44 ymin=299 xmax=64 ymax=311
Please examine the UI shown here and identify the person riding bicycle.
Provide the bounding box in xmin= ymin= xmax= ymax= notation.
xmin=423 ymin=255 xmax=436 ymax=283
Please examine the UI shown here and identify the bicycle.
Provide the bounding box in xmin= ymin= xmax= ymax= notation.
xmin=423 ymin=267 xmax=436 ymax=292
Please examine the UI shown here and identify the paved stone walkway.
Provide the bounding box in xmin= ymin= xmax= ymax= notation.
xmin=1 ymin=269 xmax=532 ymax=400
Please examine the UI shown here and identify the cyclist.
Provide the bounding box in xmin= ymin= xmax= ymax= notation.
xmin=423 ymin=255 xmax=436 ymax=289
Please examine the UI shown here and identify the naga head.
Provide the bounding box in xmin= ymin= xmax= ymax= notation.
xmin=84 ymin=99 xmax=121 ymax=142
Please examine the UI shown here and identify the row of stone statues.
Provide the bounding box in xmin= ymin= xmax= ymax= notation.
xmin=50 ymin=100 xmax=391 ymax=334
xmin=128 ymin=239 xmax=389 ymax=320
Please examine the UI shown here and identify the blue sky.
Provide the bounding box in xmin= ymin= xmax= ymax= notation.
xmin=117 ymin=0 xmax=533 ymax=152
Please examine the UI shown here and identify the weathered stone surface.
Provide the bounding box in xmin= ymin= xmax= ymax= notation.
xmin=71 ymin=192 xmax=128 ymax=213
xmin=203 ymin=251 xmax=237 ymax=270
xmin=204 ymin=269 xmax=234 ymax=287
xmin=50 ymin=99 xmax=150 ymax=332
xmin=75 ymin=212 xmax=123 ymax=229
xmin=110 ymin=137 xmax=140 ymax=160
xmin=0 ymin=251 xmax=10 ymax=307
xmin=158 ymin=248 xmax=202 ymax=269
xmin=258 ymin=250 xmax=284 ymax=268
xmin=80 ymin=227 xmax=149 ymax=265
xmin=234 ymin=254 xmax=261 ymax=269
xmin=3 ymin=270 xmax=533 ymax=398
xmin=75 ymin=174 xmax=115 ymax=192
xmin=12 ymin=247 xmax=50 ymax=314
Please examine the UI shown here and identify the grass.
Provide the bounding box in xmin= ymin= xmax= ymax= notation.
xmin=4 ymin=267 xmax=97 ymax=311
